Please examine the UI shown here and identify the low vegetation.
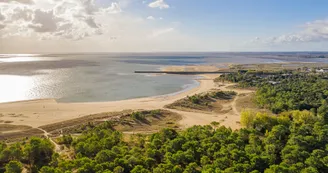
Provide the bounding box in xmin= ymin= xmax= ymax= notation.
xmin=37 ymin=109 xmax=180 ymax=135
xmin=114 ymin=110 xmax=182 ymax=132
xmin=166 ymin=90 xmax=237 ymax=112
xmin=0 ymin=128 xmax=44 ymax=142
xmin=0 ymin=110 xmax=180 ymax=142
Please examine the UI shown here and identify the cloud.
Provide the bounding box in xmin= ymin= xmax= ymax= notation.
xmin=0 ymin=11 xmax=5 ymax=21
xmin=0 ymin=0 xmax=125 ymax=40
xmin=10 ymin=6 xmax=34 ymax=21
xmin=0 ymin=23 xmax=5 ymax=30
xmin=0 ymin=0 xmax=34 ymax=4
xmin=248 ymin=37 xmax=260 ymax=43
xmin=85 ymin=17 xmax=99 ymax=28
xmin=151 ymin=27 xmax=174 ymax=37
xmin=148 ymin=0 xmax=169 ymax=9
xmin=1 ymin=0 xmax=199 ymax=53
xmin=28 ymin=9 xmax=59 ymax=33
xmin=100 ymin=2 xmax=122 ymax=14
xmin=253 ymin=19 xmax=328 ymax=44
xmin=146 ymin=16 xmax=155 ymax=20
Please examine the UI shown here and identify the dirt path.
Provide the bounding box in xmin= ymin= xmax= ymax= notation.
xmin=123 ymin=130 xmax=159 ymax=135
xmin=36 ymin=127 xmax=61 ymax=153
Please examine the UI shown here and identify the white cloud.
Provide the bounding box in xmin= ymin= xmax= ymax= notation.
xmin=28 ymin=9 xmax=60 ymax=33
xmin=101 ymin=2 xmax=122 ymax=14
xmin=0 ymin=0 xmax=34 ymax=4
xmin=0 ymin=10 xmax=5 ymax=21
xmin=0 ymin=23 xmax=5 ymax=30
xmin=151 ymin=27 xmax=174 ymax=37
xmin=148 ymin=0 xmax=169 ymax=9
xmin=0 ymin=0 xmax=125 ymax=40
xmin=10 ymin=6 xmax=34 ymax=21
xmin=0 ymin=0 xmax=206 ymax=53
xmin=85 ymin=16 xmax=99 ymax=28
xmin=253 ymin=19 xmax=328 ymax=44
xmin=146 ymin=16 xmax=155 ymax=20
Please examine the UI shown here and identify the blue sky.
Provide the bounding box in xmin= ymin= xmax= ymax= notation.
xmin=1 ymin=0 xmax=328 ymax=53
xmin=130 ymin=0 xmax=328 ymax=38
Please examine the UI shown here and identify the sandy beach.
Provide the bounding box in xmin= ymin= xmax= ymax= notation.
xmin=0 ymin=73 xmax=251 ymax=131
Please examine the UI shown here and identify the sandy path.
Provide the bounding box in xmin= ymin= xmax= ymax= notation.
xmin=172 ymin=82 xmax=253 ymax=130
xmin=36 ymin=127 xmax=61 ymax=153
xmin=0 ymin=75 xmax=252 ymax=131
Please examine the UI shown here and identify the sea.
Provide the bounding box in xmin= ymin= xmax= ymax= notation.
xmin=0 ymin=52 xmax=327 ymax=103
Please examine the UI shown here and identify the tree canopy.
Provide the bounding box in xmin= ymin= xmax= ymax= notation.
xmin=1 ymin=109 xmax=327 ymax=173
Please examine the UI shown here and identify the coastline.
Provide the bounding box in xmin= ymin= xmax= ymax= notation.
xmin=0 ymin=74 xmax=221 ymax=129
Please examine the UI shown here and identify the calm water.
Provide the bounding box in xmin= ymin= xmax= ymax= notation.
xmin=0 ymin=53 xmax=326 ymax=103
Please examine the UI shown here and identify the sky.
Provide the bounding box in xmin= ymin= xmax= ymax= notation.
xmin=1 ymin=0 xmax=328 ymax=53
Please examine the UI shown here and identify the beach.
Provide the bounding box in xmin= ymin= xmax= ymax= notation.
xmin=0 ymin=73 xmax=251 ymax=131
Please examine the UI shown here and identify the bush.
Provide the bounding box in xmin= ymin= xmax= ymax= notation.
xmin=150 ymin=110 xmax=161 ymax=117
xmin=188 ymin=95 xmax=200 ymax=104
xmin=58 ymin=134 xmax=73 ymax=146
xmin=131 ymin=112 xmax=146 ymax=121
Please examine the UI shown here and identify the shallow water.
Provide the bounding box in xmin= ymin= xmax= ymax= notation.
xmin=0 ymin=53 xmax=327 ymax=103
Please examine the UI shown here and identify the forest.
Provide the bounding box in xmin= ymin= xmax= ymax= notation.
xmin=1 ymin=109 xmax=327 ymax=173
xmin=217 ymin=72 xmax=328 ymax=115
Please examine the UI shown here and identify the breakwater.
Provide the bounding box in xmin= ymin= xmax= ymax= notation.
xmin=134 ymin=71 xmax=233 ymax=75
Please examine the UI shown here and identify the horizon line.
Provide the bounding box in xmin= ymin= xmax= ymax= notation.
xmin=2 ymin=51 xmax=328 ymax=55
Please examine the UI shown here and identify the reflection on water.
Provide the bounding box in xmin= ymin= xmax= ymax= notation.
xmin=0 ymin=56 xmax=59 ymax=63
xmin=0 ymin=75 xmax=34 ymax=103
xmin=0 ymin=57 xmax=42 ymax=63
xmin=0 ymin=54 xmax=37 ymax=58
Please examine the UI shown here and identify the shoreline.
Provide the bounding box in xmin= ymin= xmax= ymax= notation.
xmin=0 ymin=74 xmax=218 ymax=128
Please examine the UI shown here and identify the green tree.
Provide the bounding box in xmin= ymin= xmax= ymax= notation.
xmin=130 ymin=165 xmax=150 ymax=173
xmin=317 ymin=100 xmax=328 ymax=124
xmin=24 ymin=137 xmax=54 ymax=170
xmin=113 ymin=166 xmax=124 ymax=173
xmin=183 ymin=162 xmax=200 ymax=173
xmin=300 ymin=167 xmax=319 ymax=173
xmin=240 ymin=110 xmax=256 ymax=128
xmin=39 ymin=166 xmax=59 ymax=173
xmin=5 ymin=161 xmax=23 ymax=173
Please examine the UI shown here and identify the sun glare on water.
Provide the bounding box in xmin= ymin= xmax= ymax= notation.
xmin=0 ymin=54 xmax=58 ymax=63
xmin=0 ymin=57 xmax=45 ymax=63
xmin=0 ymin=75 xmax=35 ymax=103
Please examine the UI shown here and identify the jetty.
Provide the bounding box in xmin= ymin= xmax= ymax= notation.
xmin=134 ymin=71 xmax=234 ymax=75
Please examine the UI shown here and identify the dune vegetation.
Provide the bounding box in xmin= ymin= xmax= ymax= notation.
xmin=165 ymin=90 xmax=237 ymax=113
